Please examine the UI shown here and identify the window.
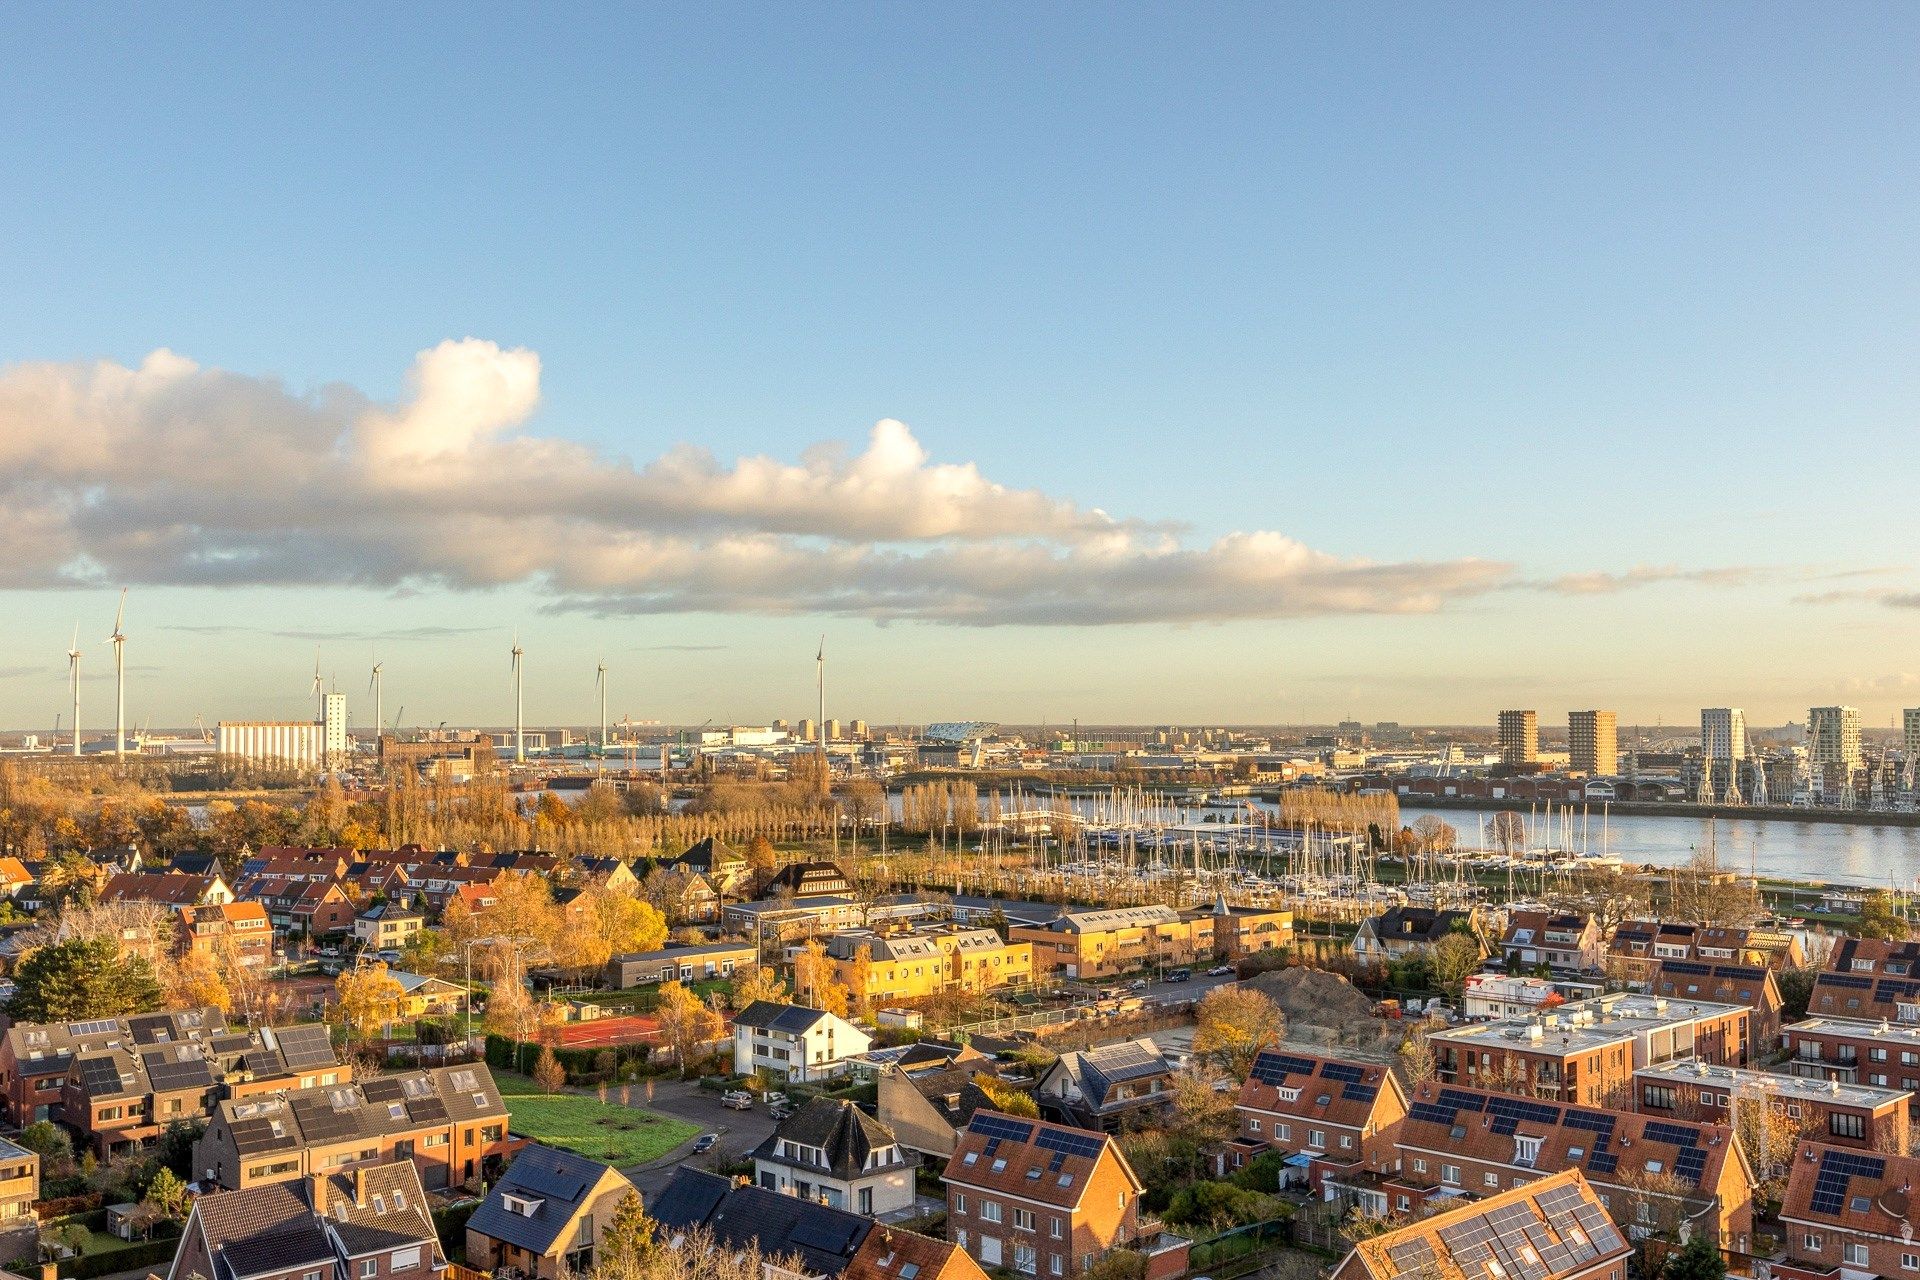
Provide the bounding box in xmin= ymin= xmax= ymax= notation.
xmin=1308 ymin=1130 xmax=1325 ymax=1149
xmin=1830 ymin=1113 xmax=1866 ymax=1141
xmin=1901 ymin=1254 xmax=1918 ymax=1270
xmin=391 ymin=1249 xmax=420 ymax=1271
xmin=1515 ymin=1137 xmax=1541 ymax=1167
xmin=1248 ymin=1118 xmax=1262 ymax=1133
xmin=1442 ymin=1165 xmax=1460 ymax=1186
xmin=1642 ymin=1086 xmax=1675 ymax=1110
xmin=981 ymin=1202 xmax=1003 ymax=1224
xmin=1846 ymin=1245 xmax=1869 ymax=1267
xmin=1050 ymin=1219 xmax=1063 ymax=1240
xmin=1277 ymin=1124 xmax=1291 ymax=1142
xmin=1412 ymin=1158 xmax=1428 ymax=1174
xmin=1013 ymin=1209 xmax=1034 ymax=1231
xmin=1014 ymin=1244 xmax=1037 ymax=1275
xmin=1340 ymin=1135 xmax=1353 ymax=1150
xmin=1050 ymin=1258 xmax=1063 ymax=1277
xmin=1805 ymin=1235 xmax=1822 ymax=1252
xmin=361 ymin=1263 xmax=378 ymax=1279
xmin=954 ymin=1194 xmax=967 ymax=1214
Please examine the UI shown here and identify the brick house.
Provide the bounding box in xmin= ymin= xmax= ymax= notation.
xmin=1631 ymin=1060 xmax=1909 ymax=1155
xmin=1783 ymin=1015 xmax=1920 ymax=1090
xmin=1607 ymin=921 xmax=1805 ymax=987
xmin=1502 ymin=911 xmax=1604 ymax=973
xmin=164 ymin=1161 xmax=441 ymax=1280
xmin=942 ymin=1110 xmax=1145 ymax=1277
xmin=1229 ymin=1050 xmax=1408 ymax=1196
xmin=1331 ymin=1169 xmax=1630 ymax=1280
xmin=1647 ymin=962 xmax=1782 ymax=1057
xmin=1776 ymin=1142 xmax=1920 ymax=1280
xmin=176 ymin=901 xmax=274 ymax=969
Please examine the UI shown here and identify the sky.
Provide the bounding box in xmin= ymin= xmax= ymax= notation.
xmin=1 ymin=5 xmax=1917 ymax=732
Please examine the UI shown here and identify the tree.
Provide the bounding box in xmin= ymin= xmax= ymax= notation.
xmin=594 ymin=1192 xmax=664 ymax=1280
xmin=655 ymin=980 xmax=722 ymax=1070
xmin=1428 ymin=934 xmax=1483 ymax=999
xmin=1858 ymin=890 xmax=1910 ymax=942
xmin=533 ymin=1045 xmax=567 ymax=1093
xmin=1664 ymin=1233 xmax=1727 ymax=1280
xmin=166 ymin=950 xmax=233 ymax=1014
xmin=1192 ymin=986 xmax=1283 ymax=1077
xmin=730 ymin=966 xmax=790 ymax=1010
xmin=1734 ymin=1094 xmax=1816 ymax=1204
xmin=8 ymin=936 xmax=162 ymax=1022
xmin=1411 ymin=816 xmax=1457 ymax=855
xmin=845 ymin=944 xmax=874 ymax=1016
xmin=972 ymin=1073 xmax=1039 ymax=1118
xmin=1777 ymin=966 xmax=1816 ymax=1022
xmin=1487 ymin=811 xmax=1525 ymax=856
xmin=1398 ymin=1022 xmax=1439 ymax=1087
xmin=17 ymin=1122 xmax=72 ymax=1169
xmin=745 ymin=836 xmax=779 ymax=888
xmin=792 ymin=939 xmax=851 ymax=1019
xmin=334 ymin=963 xmax=406 ymax=1042
xmin=142 ymin=1167 xmax=189 ymax=1222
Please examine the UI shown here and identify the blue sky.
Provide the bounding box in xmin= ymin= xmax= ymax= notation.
xmin=0 ymin=5 xmax=1916 ymax=731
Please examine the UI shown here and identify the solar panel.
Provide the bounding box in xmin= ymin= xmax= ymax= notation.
xmin=406 ymin=1096 xmax=447 ymax=1124
xmin=1674 ymin=1149 xmax=1709 ymax=1183
xmin=1661 ymin=961 xmax=1710 ymax=976
xmin=1249 ymin=1053 xmax=1316 ymax=1084
xmin=1586 ymin=1152 xmax=1618 ymax=1175
xmin=1343 ymin=1084 xmax=1379 ymax=1104
xmin=1810 ymin=1149 xmax=1887 ymax=1214
xmin=1410 ymin=1103 xmax=1458 ymax=1126
xmin=1819 ymin=974 xmax=1872 ymax=991
xmin=968 ymin=1113 xmax=1036 ymax=1143
xmin=1036 ymin=1126 xmax=1105 ymax=1159
xmin=1438 ymin=1089 xmax=1487 ymax=1112
xmin=789 ymin=1215 xmax=861 ymax=1255
xmin=1319 ymin=1062 xmax=1363 ymax=1083
xmin=273 ymin=1025 xmax=338 ymax=1070
xmin=1642 ymin=1122 xmax=1700 ymax=1148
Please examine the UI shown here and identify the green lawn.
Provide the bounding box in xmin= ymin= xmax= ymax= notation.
xmin=496 ymin=1073 xmax=700 ymax=1166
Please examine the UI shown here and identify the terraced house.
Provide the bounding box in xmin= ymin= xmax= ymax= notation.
xmin=1395 ymin=1081 xmax=1755 ymax=1248
xmin=1646 ymin=961 xmax=1782 ymax=1056
xmin=193 ymin=1062 xmax=514 ymax=1191
xmin=1782 ymin=1015 xmax=1920 ymax=1090
xmin=1630 ymin=1060 xmax=1909 ymax=1154
xmin=1229 ymin=1051 xmax=1407 ymax=1196
xmin=165 ymin=1160 xmax=441 ymax=1280
xmin=1331 ymin=1169 xmax=1630 ymax=1280
xmin=1501 ymin=912 xmax=1604 ymax=974
xmin=816 ymin=923 xmax=1033 ymax=1002
xmin=1809 ymin=938 xmax=1920 ymax=1026
xmin=1009 ymin=904 xmax=1213 ymax=981
xmin=1776 ymin=1142 xmax=1920 ymax=1280
xmin=942 ymin=1111 xmax=1145 ymax=1278
xmin=1607 ymin=921 xmax=1804 ymax=987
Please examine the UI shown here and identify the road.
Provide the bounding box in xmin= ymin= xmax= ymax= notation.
xmin=623 ymin=1080 xmax=779 ymax=1199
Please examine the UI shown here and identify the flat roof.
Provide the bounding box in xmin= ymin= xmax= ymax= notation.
xmin=1636 ymin=1059 xmax=1911 ymax=1108
xmin=1430 ymin=991 xmax=1747 ymax=1053
xmin=1787 ymin=1015 xmax=1920 ymax=1047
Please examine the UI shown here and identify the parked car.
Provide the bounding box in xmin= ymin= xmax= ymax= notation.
xmin=692 ymin=1133 xmax=718 ymax=1153
xmin=1206 ymin=965 xmax=1235 ymax=977
xmin=720 ymin=1090 xmax=755 ymax=1110
xmin=1125 ymin=979 xmax=1148 ymax=992
xmin=1166 ymin=968 xmax=1192 ymax=982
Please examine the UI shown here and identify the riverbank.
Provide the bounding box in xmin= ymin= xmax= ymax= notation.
xmin=1386 ymin=794 xmax=1920 ymax=829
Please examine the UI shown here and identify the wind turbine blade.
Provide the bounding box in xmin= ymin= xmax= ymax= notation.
xmin=113 ymin=588 xmax=125 ymax=635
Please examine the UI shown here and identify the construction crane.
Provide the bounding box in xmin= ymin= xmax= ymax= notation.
xmin=193 ymin=715 xmax=212 ymax=744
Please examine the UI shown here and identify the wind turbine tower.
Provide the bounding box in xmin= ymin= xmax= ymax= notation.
xmin=66 ymin=624 xmax=81 ymax=757
xmin=816 ymin=635 xmax=826 ymax=756
xmin=106 ymin=589 xmax=127 ymax=760
xmin=311 ymin=650 xmax=325 ymax=723
xmin=511 ymin=636 xmax=525 ymax=763
xmin=596 ymin=660 xmax=608 ymax=750
xmin=369 ymin=661 xmax=384 ymax=746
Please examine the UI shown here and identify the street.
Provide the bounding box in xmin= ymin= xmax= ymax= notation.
xmin=622 ymin=1079 xmax=779 ymax=1198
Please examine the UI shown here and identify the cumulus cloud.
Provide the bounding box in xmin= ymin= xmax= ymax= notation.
xmin=0 ymin=338 xmax=1676 ymax=626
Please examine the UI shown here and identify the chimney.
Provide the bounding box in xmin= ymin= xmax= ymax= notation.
xmin=355 ymin=1165 xmax=368 ymax=1205
xmin=308 ymin=1170 xmax=328 ymax=1212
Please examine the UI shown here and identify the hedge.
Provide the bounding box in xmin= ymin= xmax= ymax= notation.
xmin=55 ymin=1233 xmax=181 ymax=1279
xmin=433 ymin=1201 xmax=479 ymax=1257
xmin=483 ymin=1035 xmax=653 ymax=1084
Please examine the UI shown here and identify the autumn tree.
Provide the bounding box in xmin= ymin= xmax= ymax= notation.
xmin=165 ymin=950 xmax=232 ymax=1014
xmin=655 ymin=980 xmax=723 ymax=1071
xmin=1192 ymin=986 xmax=1283 ymax=1077
xmin=973 ymin=1073 xmax=1038 ymax=1118
xmin=730 ymin=966 xmax=790 ymax=1010
xmin=334 ymin=963 xmax=406 ymax=1042
xmin=533 ymin=1045 xmax=567 ymax=1093
xmin=1734 ymin=1094 xmax=1817 ymax=1204
xmin=1397 ymin=1021 xmax=1439 ymax=1087
xmin=1487 ymin=811 xmax=1525 ymax=856
xmin=593 ymin=1191 xmax=664 ymax=1280
xmin=792 ymin=939 xmax=851 ymax=1019
xmin=1428 ymin=933 xmax=1484 ymax=999
xmin=1411 ymin=816 xmax=1457 ymax=855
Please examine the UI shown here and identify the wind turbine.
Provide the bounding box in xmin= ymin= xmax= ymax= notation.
xmin=369 ymin=661 xmax=384 ymax=744
xmin=511 ymin=635 xmax=525 ymax=763
xmin=816 ymin=634 xmax=827 ymax=755
xmin=311 ymin=648 xmax=325 ymax=721
xmin=66 ymin=624 xmax=81 ymax=757
xmin=596 ymin=660 xmax=608 ymax=751
xmin=105 ymin=590 xmax=127 ymax=760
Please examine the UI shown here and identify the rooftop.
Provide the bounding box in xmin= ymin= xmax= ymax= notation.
xmin=1635 ymin=1059 xmax=1911 ymax=1108
xmin=1429 ymin=992 xmax=1745 ymax=1053
xmin=1788 ymin=1014 xmax=1920 ymax=1047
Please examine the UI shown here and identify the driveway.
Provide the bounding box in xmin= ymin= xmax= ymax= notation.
xmin=623 ymin=1080 xmax=780 ymax=1199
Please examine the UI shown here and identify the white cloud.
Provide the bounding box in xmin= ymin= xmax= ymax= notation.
xmin=0 ymin=338 xmax=1583 ymax=625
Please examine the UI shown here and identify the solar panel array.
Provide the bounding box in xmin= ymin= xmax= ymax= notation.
xmin=1249 ymin=1052 xmax=1317 ymax=1085
xmin=1404 ymin=1090 xmax=1721 ymax=1186
xmin=1036 ymin=1126 xmax=1105 ymax=1160
xmin=968 ymin=1113 xmax=1036 ymax=1143
xmin=1319 ymin=1060 xmax=1380 ymax=1104
xmin=1819 ymin=974 xmax=1872 ymax=991
xmin=273 ymin=1024 xmax=338 ymax=1070
xmin=1809 ymin=1150 xmax=1887 ymax=1215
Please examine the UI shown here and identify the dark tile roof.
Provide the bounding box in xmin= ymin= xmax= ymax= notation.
xmin=468 ymin=1144 xmax=625 ymax=1257
xmin=650 ymin=1168 xmax=873 ymax=1276
xmin=750 ymin=1098 xmax=908 ymax=1181
xmin=734 ymin=1000 xmax=831 ymax=1034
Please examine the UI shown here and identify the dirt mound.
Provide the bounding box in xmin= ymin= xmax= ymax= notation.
xmin=1243 ymin=966 xmax=1398 ymax=1054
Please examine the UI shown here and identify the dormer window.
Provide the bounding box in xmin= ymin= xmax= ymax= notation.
xmin=1514 ymin=1137 xmax=1541 ymax=1167
xmin=1278 ymin=1087 xmax=1300 ymax=1102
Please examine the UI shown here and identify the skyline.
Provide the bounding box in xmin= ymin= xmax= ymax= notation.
xmin=3 ymin=7 xmax=1918 ymax=725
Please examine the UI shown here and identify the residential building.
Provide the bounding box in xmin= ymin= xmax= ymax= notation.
xmin=1035 ymin=1039 xmax=1173 ymax=1132
xmin=175 ymin=901 xmax=274 ymax=969
xmin=193 ymin=1062 xmax=513 ymax=1190
xmin=1463 ymin=973 xmax=1565 ymax=1021
xmin=1352 ymin=907 xmax=1479 ymax=964
xmin=813 ymin=923 xmax=1032 ymax=1003
xmin=570 ymin=856 xmax=638 ymax=895
xmin=1330 ymin=1169 xmax=1630 ymax=1280
xmin=843 ymin=1223 xmax=993 ymax=1280
xmin=1568 ymin=711 xmax=1618 ymax=776
xmin=1498 ymin=710 xmax=1539 ymax=767
xmin=99 ymin=870 xmax=233 ymax=909
xmin=750 ymin=1097 xmax=917 ymax=1217
xmin=1808 ymin=939 xmax=1920 ymax=1024
xmin=1646 ymin=962 xmax=1782 ymax=1056
xmin=734 ymin=1001 xmax=873 ymax=1084
xmin=353 ymin=904 xmax=424 ymax=951
xmin=239 ymin=873 xmax=358 ymax=940
xmin=1701 ymin=709 xmax=1748 ymax=767
xmin=1776 ymin=1142 xmax=1920 ymax=1280
xmin=764 ymin=861 xmax=856 ymax=898
xmin=604 ymin=941 xmax=756 ymax=989
xmin=1205 ymin=896 xmax=1295 ymax=960
xmin=1009 ymin=904 xmax=1216 ymax=981
xmin=0 ymin=1138 xmax=38 ymax=1231
xmin=165 ymin=1160 xmax=441 ymax=1280
xmin=1427 ymin=993 xmax=1751 ymax=1105
xmin=1634 ymin=1059 xmax=1909 ymax=1154
xmin=1501 ymin=911 xmax=1604 ymax=973
xmin=649 ymin=1167 xmax=876 ymax=1279
xmin=366 ymin=971 xmax=466 ymax=1018
xmin=1394 ymin=1081 xmax=1755 ymax=1247
xmin=941 ymin=1110 xmax=1146 ymax=1278
xmin=1605 ymin=920 xmax=1805 ymax=986
xmin=1808 ymin=705 xmax=1863 ymax=793
xmin=0 ymin=1007 xmax=264 ymax=1130
xmin=874 ymin=1051 xmax=1025 ymax=1161
xmin=1228 ymin=1050 xmax=1407 ymax=1195
xmin=1783 ymin=1015 xmax=1920 ymax=1090
xmin=465 ymin=1145 xmax=637 ymax=1279
xmin=670 ymin=837 xmax=753 ymax=895
xmin=1906 ymin=708 xmax=1920 ymax=766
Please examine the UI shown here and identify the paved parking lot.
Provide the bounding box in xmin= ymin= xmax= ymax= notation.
xmin=623 ymin=1080 xmax=779 ymax=1197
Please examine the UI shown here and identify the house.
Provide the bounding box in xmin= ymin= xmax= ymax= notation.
xmin=99 ymin=870 xmax=232 ymax=909
xmin=650 ymin=1167 xmax=874 ymax=1277
xmin=193 ymin=1062 xmax=513 ymax=1191
xmin=1008 ymin=904 xmax=1216 ymax=981
xmin=734 ymin=1001 xmax=872 ymax=1084
xmin=572 ymin=856 xmax=638 ymax=895
xmin=1462 ymin=972 xmax=1564 ymax=1021
xmin=1351 ymin=907 xmax=1477 ymax=963
xmin=605 ymin=941 xmax=756 ymax=990
xmin=354 ymin=904 xmax=425 ymax=951
xmin=1396 ymin=1079 xmax=1755 ymax=1247
xmin=1229 ymin=1050 xmax=1407 ymax=1195
xmin=240 ymin=873 xmax=358 ymax=939
xmin=1206 ymin=896 xmax=1295 ymax=960
xmin=1783 ymin=1014 xmax=1920 ymax=1089
xmin=176 ymin=901 xmax=274 ymax=969
xmin=875 ymin=1058 xmax=1008 ymax=1160
xmin=373 ymin=971 xmax=467 ymax=1018
xmin=750 ymin=1097 xmax=918 ymax=1217
xmin=1647 ymin=962 xmax=1782 ymax=1056
xmin=1035 ymin=1038 xmax=1173 ymax=1132
xmin=811 ymin=923 xmax=1033 ymax=1003
xmin=0 ymin=1138 xmax=39 ymax=1232
xmin=672 ymin=836 xmax=753 ymax=895
xmin=1501 ymin=911 xmax=1603 ymax=973
xmin=1426 ymin=993 xmax=1752 ymax=1105
xmin=1607 ymin=920 xmax=1806 ymax=986
xmin=1330 ymin=1168 xmax=1630 ymax=1280
xmin=465 ymin=1145 xmax=636 ymax=1279
xmin=765 ymin=861 xmax=857 ymax=899
xmin=1806 ymin=938 xmax=1920 ymax=1026
xmin=0 ymin=1007 xmax=231 ymax=1129
xmin=1775 ymin=1141 xmax=1920 ymax=1280
xmin=941 ymin=1110 xmax=1145 ymax=1277
xmin=0 ymin=859 xmax=32 ymax=899
xmin=164 ymin=1160 xmax=440 ymax=1280
xmin=1630 ymin=1060 xmax=1910 ymax=1154
xmin=168 ymin=852 xmax=223 ymax=877
xmin=843 ymin=1224 xmax=994 ymax=1280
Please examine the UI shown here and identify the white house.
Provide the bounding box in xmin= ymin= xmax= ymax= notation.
xmin=749 ymin=1097 xmax=917 ymax=1217
xmin=732 ymin=1000 xmax=871 ymax=1084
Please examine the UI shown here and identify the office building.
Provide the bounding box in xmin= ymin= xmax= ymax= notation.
xmin=1905 ymin=708 xmax=1920 ymax=762
xmin=1808 ymin=705 xmax=1862 ymax=788
xmin=1567 ymin=710 xmax=1617 ymax=775
xmin=1497 ymin=710 xmax=1538 ymax=766
xmin=1701 ymin=708 xmax=1747 ymax=765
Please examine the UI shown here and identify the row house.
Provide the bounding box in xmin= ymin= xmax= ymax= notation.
xmin=604 ymin=941 xmax=757 ymax=989
xmin=1783 ymin=1015 xmax=1920 ymax=1090
xmin=1395 ymin=1080 xmax=1756 ymax=1248
xmin=942 ymin=1110 xmax=1145 ymax=1278
xmin=193 ymin=1062 xmax=515 ymax=1191
xmin=1035 ymin=1038 xmax=1174 ymax=1132
xmin=0 ymin=1139 xmax=38 ymax=1231
xmin=875 ymin=1050 xmax=1028 ymax=1161
xmin=1631 ymin=1060 xmax=1910 ymax=1154
xmin=1608 ymin=920 xmax=1805 ymax=986
xmin=1230 ymin=1049 xmax=1408 ymax=1195
xmin=240 ymin=873 xmax=358 ymax=939
xmin=99 ymin=870 xmax=233 ymax=909
xmin=1333 ymin=1169 xmax=1631 ymax=1280
xmin=813 ymin=923 xmax=1034 ymax=1003
xmin=1647 ymin=961 xmax=1783 ymax=1057
xmin=165 ymin=1160 xmax=441 ymax=1280
xmin=176 ymin=900 xmax=274 ymax=969
xmin=1427 ymin=994 xmax=1750 ymax=1106
xmin=1009 ymin=904 xmax=1215 ymax=981
xmin=1776 ymin=1142 xmax=1920 ymax=1280
xmin=0 ymin=1007 xmax=226 ymax=1126
xmin=1502 ymin=911 xmax=1604 ymax=973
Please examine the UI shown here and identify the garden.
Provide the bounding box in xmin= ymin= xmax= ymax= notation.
xmin=496 ymin=1072 xmax=701 ymax=1166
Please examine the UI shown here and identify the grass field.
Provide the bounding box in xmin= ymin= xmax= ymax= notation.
xmin=496 ymin=1072 xmax=700 ymax=1166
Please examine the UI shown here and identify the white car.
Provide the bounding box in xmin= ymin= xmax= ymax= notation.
xmin=1206 ymin=965 xmax=1234 ymax=977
